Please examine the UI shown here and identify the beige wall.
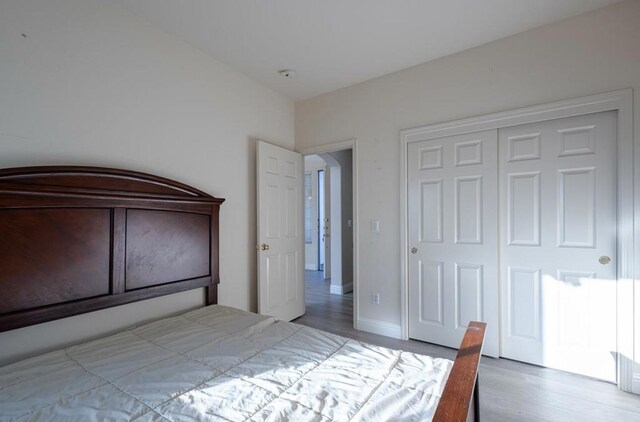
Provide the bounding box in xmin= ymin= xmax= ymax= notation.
xmin=0 ymin=0 xmax=293 ymax=364
xmin=328 ymin=149 xmax=353 ymax=291
xmin=304 ymin=154 xmax=326 ymax=270
xmin=296 ymin=0 xmax=640 ymax=350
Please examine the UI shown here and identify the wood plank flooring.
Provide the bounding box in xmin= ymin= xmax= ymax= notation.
xmin=294 ymin=270 xmax=640 ymax=421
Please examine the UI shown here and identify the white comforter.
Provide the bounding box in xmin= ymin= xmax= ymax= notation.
xmin=0 ymin=305 xmax=452 ymax=421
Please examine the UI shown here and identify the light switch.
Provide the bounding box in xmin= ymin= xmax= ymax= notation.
xmin=371 ymin=220 xmax=380 ymax=233
xmin=347 ymin=219 xmax=352 ymax=228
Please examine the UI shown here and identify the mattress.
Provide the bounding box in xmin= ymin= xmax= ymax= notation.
xmin=0 ymin=305 xmax=452 ymax=421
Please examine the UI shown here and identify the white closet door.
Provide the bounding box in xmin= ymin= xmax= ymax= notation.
xmin=499 ymin=111 xmax=617 ymax=381
xmin=408 ymin=130 xmax=499 ymax=357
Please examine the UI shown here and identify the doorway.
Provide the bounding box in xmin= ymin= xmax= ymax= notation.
xmin=304 ymin=156 xmax=328 ymax=277
xmin=298 ymin=145 xmax=356 ymax=332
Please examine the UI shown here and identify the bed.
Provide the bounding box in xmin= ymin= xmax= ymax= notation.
xmin=0 ymin=166 xmax=485 ymax=421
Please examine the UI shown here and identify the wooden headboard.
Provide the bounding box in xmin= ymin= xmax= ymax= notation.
xmin=0 ymin=166 xmax=224 ymax=333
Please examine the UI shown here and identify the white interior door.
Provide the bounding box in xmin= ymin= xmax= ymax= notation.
xmin=257 ymin=140 xmax=305 ymax=321
xmin=499 ymin=111 xmax=617 ymax=382
xmin=408 ymin=129 xmax=499 ymax=357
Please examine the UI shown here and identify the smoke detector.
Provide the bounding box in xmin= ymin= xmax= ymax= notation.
xmin=278 ymin=69 xmax=297 ymax=79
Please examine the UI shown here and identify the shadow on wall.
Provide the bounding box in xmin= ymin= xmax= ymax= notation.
xmin=248 ymin=137 xmax=259 ymax=312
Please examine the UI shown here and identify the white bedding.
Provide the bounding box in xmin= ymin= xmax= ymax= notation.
xmin=0 ymin=305 xmax=452 ymax=421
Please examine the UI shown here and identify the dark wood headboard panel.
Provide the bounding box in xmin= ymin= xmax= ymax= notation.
xmin=0 ymin=166 xmax=224 ymax=332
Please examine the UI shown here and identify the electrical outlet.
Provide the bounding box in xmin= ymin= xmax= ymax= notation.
xmin=371 ymin=293 xmax=380 ymax=305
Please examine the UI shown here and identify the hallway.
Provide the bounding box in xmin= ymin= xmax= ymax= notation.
xmin=294 ymin=270 xmax=353 ymax=337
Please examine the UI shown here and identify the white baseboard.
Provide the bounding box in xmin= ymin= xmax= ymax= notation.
xmin=329 ymin=282 xmax=353 ymax=295
xmin=356 ymin=317 xmax=403 ymax=339
xmin=305 ymin=264 xmax=317 ymax=271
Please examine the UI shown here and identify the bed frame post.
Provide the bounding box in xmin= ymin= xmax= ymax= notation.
xmin=474 ymin=375 xmax=480 ymax=422
xmin=433 ymin=321 xmax=486 ymax=422
xmin=207 ymin=204 xmax=221 ymax=306
xmin=206 ymin=285 xmax=218 ymax=305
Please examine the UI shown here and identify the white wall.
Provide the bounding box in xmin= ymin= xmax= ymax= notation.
xmin=295 ymin=0 xmax=640 ymax=343
xmin=304 ymin=154 xmax=326 ymax=270
xmin=328 ymin=149 xmax=353 ymax=292
xmin=0 ymin=0 xmax=293 ymax=365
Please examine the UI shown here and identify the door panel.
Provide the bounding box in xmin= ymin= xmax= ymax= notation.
xmin=507 ymin=171 xmax=540 ymax=246
xmin=454 ymin=263 xmax=483 ymax=329
xmin=419 ymin=180 xmax=443 ymax=243
xmin=418 ymin=260 xmax=444 ymax=325
xmin=408 ymin=129 xmax=499 ymax=357
xmin=455 ymin=176 xmax=482 ymax=244
xmin=499 ymin=111 xmax=617 ymax=382
xmin=507 ymin=266 xmax=541 ymax=343
xmin=257 ymin=141 xmax=305 ymax=321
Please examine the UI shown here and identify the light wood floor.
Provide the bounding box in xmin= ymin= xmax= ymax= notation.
xmin=294 ymin=270 xmax=640 ymax=421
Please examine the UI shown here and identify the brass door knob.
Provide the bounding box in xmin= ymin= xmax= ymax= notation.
xmin=411 ymin=247 xmax=418 ymax=254
xmin=260 ymin=243 xmax=270 ymax=251
xmin=599 ymin=256 xmax=611 ymax=265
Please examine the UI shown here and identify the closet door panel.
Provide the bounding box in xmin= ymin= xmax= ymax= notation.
xmin=408 ymin=129 xmax=499 ymax=357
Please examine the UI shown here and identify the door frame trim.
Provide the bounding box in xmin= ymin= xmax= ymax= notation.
xmin=399 ymin=89 xmax=634 ymax=391
xmin=298 ymin=138 xmax=359 ymax=332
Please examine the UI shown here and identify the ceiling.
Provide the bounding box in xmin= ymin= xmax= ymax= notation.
xmin=111 ymin=0 xmax=622 ymax=100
